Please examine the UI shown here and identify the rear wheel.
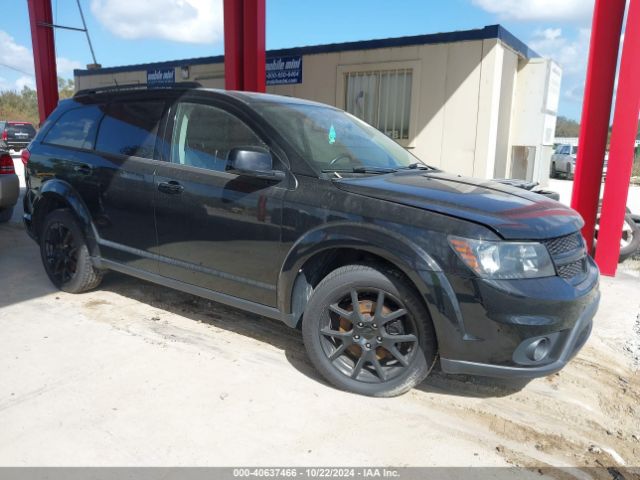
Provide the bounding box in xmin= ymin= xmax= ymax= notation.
xmin=302 ymin=264 xmax=437 ymax=397
xmin=550 ymin=161 xmax=557 ymax=178
xmin=40 ymin=209 xmax=103 ymax=293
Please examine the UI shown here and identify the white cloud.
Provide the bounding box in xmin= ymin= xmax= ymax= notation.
xmin=0 ymin=29 xmax=83 ymax=91
xmin=15 ymin=76 xmax=35 ymax=91
xmin=528 ymin=27 xmax=592 ymax=109
xmin=529 ymin=27 xmax=591 ymax=75
xmin=472 ymin=0 xmax=594 ymax=22
xmin=56 ymin=57 xmax=83 ymax=75
xmin=0 ymin=30 xmax=35 ymax=76
xmin=90 ymin=0 xmax=223 ymax=44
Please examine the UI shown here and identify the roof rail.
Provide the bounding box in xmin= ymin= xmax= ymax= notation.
xmin=74 ymin=81 xmax=202 ymax=97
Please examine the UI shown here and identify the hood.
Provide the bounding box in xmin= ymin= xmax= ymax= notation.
xmin=334 ymin=171 xmax=583 ymax=240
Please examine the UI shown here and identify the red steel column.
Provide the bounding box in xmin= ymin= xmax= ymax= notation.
xmin=242 ymin=0 xmax=266 ymax=92
xmin=570 ymin=0 xmax=626 ymax=254
xmin=224 ymin=0 xmax=244 ymax=90
xmin=27 ymin=0 xmax=59 ymax=124
xmin=595 ymin=0 xmax=640 ymax=276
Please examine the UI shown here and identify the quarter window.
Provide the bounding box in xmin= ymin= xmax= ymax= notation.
xmin=171 ymin=102 xmax=265 ymax=172
xmin=96 ymin=101 xmax=165 ymax=159
xmin=43 ymin=106 xmax=103 ymax=149
xmin=344 ymin=69 xmax=412 ymax=140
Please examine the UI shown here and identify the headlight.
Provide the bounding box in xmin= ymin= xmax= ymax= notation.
xmin=448 ymin=236 xmax=556 ymax=279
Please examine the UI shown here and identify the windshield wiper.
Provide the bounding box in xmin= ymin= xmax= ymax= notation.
xmin=321 ymin=167 xmax=397 ymax=175
xmin=398 ymin=162 xmax=433 ymax=170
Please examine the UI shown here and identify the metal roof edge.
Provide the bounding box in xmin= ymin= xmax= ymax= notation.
xmin=74 ymin=24 xmax=537 ymax=77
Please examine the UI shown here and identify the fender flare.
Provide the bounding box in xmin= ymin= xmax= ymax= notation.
xmin=277 ymin=222 xmax=442 ymax=318
xmin=32 ymin=179 xmax=100 ymax=257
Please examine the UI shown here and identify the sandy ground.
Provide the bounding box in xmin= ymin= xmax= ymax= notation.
xmin=0 ymin=222 xmax=639 ymax=475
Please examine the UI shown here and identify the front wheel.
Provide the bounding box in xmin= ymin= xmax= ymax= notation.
xmin=565 ymin=163 xmax=573 ymax=180
xmin=302 ymin=265 xmax=437 ymax=397
xmin=40 ymin=209 xmax=103 ymax=293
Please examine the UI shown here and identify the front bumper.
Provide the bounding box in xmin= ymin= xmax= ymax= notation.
xmin=440 ymin=291 xmax=598 ymax=378
xmin=424 ymin=256 xmax=600 ymax=379
xmin=0 ymin=173 xmax=19 ymax=208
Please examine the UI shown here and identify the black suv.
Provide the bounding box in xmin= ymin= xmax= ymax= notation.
xmin=1 ymin=121 xmax=36 ymax=152
xmin=23 ymin=85 xmax=599 ymax=396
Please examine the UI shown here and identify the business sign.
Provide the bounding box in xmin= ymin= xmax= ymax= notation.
xmin=147 ymin=68 xmax=175 ymax=86
xmin=266 ymin=55 xmax=302 ymax=85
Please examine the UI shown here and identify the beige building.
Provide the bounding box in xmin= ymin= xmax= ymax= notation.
xmin=74 ymin=25 xmax=561 ymax=183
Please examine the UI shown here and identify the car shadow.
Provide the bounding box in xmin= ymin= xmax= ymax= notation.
xmin=99 ymin=271 xmax=530 ymax=399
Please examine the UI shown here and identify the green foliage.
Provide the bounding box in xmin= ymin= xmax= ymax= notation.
xmin=0 ymin=77 xmax=75 ymax=127
xmin=555 ymin=116 xmax=581 ymax=138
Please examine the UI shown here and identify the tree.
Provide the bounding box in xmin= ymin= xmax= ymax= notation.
xmin=555 ymin=116 xmax=581 ymax=138
xmin=0 ymin=77 xmax=75 ymax=126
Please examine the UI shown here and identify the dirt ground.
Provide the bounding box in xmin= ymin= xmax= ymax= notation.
xmin=0 ymin=222 xmax=639 ymax=476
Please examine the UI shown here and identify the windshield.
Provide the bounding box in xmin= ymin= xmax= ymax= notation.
xmin=253 ymin=102 xmax=428 ymax=173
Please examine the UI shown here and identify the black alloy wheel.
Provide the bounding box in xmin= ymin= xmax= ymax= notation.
xmin=302 ymin=264 xmax=437 ymax=397
xmin=39 ymin=209 xmax=103 ymax=293
xmin=320 ymin=288 xmax=418 ymax=383
xmin=43 ymin=221 xmax=79 ymax=286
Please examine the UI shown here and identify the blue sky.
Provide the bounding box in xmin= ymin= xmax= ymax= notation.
xmin=0 ymin=0 xmax=596 ymax=119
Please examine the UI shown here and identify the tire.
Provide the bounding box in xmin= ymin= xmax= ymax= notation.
xmin=302 ymin=264 xmax=437 ymax=397
xmin=566 ymin=163 xmax=574 ymax=180
xmin=618 ymin=214 xmax=640 ymax=262
xmin=0 ymin=206 xmax=13 ymax=223
xmin=594 ymin=212 xmax=640 ymax=263
xmin=39 ymin=209 xmax=103 ymax=293
xmin=550 ymin=162 xmax=557 ymax=179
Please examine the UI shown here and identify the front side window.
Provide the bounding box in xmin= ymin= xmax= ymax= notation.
xmin=344 ymin=69 xmax=412 ymax=140
xmin=253 ymin=102 xmax=425 ymax=173
xmin=95 ymin=101 xmax=165 ymax=159
xmin=170 ymin=102 xmax=265 ymax=172
xmin=43 ymin=107 xmax=102 ymax=149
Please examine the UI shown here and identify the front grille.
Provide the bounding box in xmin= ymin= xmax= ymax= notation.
xmin=543 ymin=233 xmax=588 ymax=282
xmin=557 ymin=259 xmax=585 ymax=279
xmin=543 ymin=233 xmax=582 ymax=256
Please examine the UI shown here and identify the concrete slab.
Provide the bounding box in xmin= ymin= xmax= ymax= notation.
xmin=0 ymin=224 xmax=638 ymax=468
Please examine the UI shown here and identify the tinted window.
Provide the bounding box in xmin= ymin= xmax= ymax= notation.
xmin=43 ymin=107 xmax=101 ymax=149
xmin=96 ymin=101 xmax=165 ymax=159
xmin=254 ymin=102 xmax=423 ymax=171
xmin=7 ymin=123 xmax=36 ymax=139
xmin=171 ymin=102 xmax=264 ymax=171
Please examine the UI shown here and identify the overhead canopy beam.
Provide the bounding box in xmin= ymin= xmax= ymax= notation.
xmin=595 ymin=0 xmax=640 ymax=275
xmin=27 ymin=0 xmax=59 ymax=124
xmin=570 ymin=0 xmax=626 ymax=255
xmin=223 ymin=0 xmax=266 ymax=92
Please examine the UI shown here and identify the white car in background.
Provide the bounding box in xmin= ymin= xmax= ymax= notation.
xmin=551 ymin=144 xmax=578 ymax=179
xmin=551 ymin=144 xmax=608 ymax=180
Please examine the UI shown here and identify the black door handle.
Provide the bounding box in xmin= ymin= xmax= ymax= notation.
xmin=73 ymin=164 xmax=92 ymax=175
xmin=158 ymin=180 xmax=184 ymax=194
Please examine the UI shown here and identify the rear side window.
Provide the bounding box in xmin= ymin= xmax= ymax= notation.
xmin=43 ymin=107 xmax=102 ymax=149
xmin=96 ymin=101 xmax=165 ymax=159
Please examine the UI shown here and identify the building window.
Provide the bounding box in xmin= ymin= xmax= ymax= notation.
xmin=344 ymin=69 xmax=412 ymax=140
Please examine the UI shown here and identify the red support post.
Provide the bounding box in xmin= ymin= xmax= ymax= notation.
xmin=27 ymin=0 xmax=59 ymax=124
xmin=224 ymin=0 xmax=244 ymax=90
xmin=570 ymin=0 xmax=626 ymax=254
xmin=595 ymin=0 xmax=640 ymax=276
xmin=242 ymin=0 xmax=266 ymax=93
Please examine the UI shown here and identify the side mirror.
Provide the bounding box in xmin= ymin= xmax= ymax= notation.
xmin=227 ymin=147 xmax=285 ymax=180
